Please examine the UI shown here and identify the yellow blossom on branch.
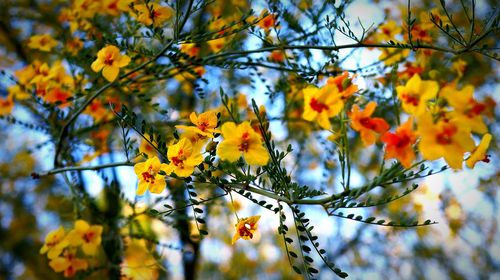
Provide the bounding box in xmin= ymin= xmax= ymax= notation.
xmin=216 ymin=122 xmax=270 ymax=166
xmin=417 ymin=113 xmax=474 ymax=169
xmin=440 ymin=83 xmax=488 ymax=134
xmin=232 ymin=215 xmax=261 ymax=244
xmin=27 ymin=34 xmax=58 ymax=52
xmin=49 ymin=249 xmax=88 ymax=278
xmin=91 ymin=45 xmax=131 ymax=82
xmin=0 ymin=94 xmax=14 ymax=116
xmin=302 ymin=84 xmax=343 ymax=130
xmin=66 ymin=220 xmax=103 ymax=256
xmin=134 ymin=156 xmax=169 ymax=194
xmin=164 ymin=138 xmax=204 ymax=177
xmin=134 ymin=3 xmax=173 ymax=26
xmin=175 ymin=111 xmax=220 ymax=138
xmin=466 ymin=133 xmax=492 ymax=169
xmin=396 ymin=74 xmax=438 ymax=116
xmin=40 ymin=226 xmax=69 ymax=260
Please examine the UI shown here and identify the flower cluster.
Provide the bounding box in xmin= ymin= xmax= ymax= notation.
xmin=40 ymin=220 xmax=103 ymax=278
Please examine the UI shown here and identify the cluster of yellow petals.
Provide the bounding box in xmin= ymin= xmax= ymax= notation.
xmin=175 ymin=111 xmax=220 ymax=138
xmin=164 ymin=138 xmax=204 ymax=177
xmin=6 ymin=60 xmax=75 ymax=111
xmin=134 ymin=156 xmax=169 ymax=195
xmin=40 ymin=220 xmax=103 ymax=278
xmin=91 ymin=45 xmax=131 ymax=82
xmin=134 ymin=3 xmax=174 ymax=26
xmin=302 ymin=71 xmax=357 ymax=130
xmin=216 ymin=122 xmax=269 ymax=166
xmin=417 ymin=113 xmax=475 ymax=169
xmin=397 ymin=74 xmax=439 ymax=116
xmin=27 ymin=34 xmax=58 ymax=52
xmin=232 ymin=215 xmax=261 ymax=244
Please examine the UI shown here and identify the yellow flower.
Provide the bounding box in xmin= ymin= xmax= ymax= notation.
xmin=374 ymin=20 xmax=402 ymax=42
xmin=134 ymin=156 xmax=169 ymax=194
xmin=349 ymin=102 xmax=389 ymax=146
xmin=466 ymin=133 xmax=492 ymax=169
xmin=440 ymin=83 xmax=488 ymax=134
xmin=27 ymin=34 xmax=58 ymax=52
xmin=175 ymin=111 xmax=219 ymax=138
xmin=66 ymin=220 xmax=103 ymax=256
xmin=379 ymin=47 xmax=410 ymax=66
xmin=232 ymin=215 xmax=261 ymax=244
xmin=138 ymin=135 xmax=157 ymax=159
xmin=216 ymin=122 xmax=269 ymax=166
xmin=134 ymin=3 xmax=173 ymax=26
xmin=396 ymin=74 xmax=438 ymax=116
xmin=91 ymin=45 xmax=131 ymax=82
xmin=302 ymin=84 xmax=343 ymax=130
xmin=164 ymin=138 xmax=203 ymax=177
xmin=121 ymin=240 xmax=159 ymax=280
xmin=49 ymin=249 xmax=88 ymax=278
xmin=40 ymin=226 xmax=69 ymax=259
xmin=417 ymin=113 xmax=474 ymax=169
xmin=207 ymin=37 xmax=226 ymax=53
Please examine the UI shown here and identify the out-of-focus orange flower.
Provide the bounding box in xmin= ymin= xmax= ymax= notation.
xmin=326 ymin=71 xmax=358 ymax=99
xmin=349 ymin=101 xmax=389 ymax=146
xmin=257 ymin=10 xmax=278 ymax=31
xmin=381 ymin=118 xmax=417 ymax=168
xmin=0 ymin=94 xmax=14 ymax=116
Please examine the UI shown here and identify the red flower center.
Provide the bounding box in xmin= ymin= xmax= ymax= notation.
xmin=309 ymin=98 xmax=329 ymax=113
xmin=239 ymin=132 xmax=250 ymax=152
xmin=238 ymin=223 xmax=253 ymax=238
xmin=402 ymin=93 xmax=419 ymax=106
xmin=141 ymin=165 xmax=155 ymax=183
xmin=436 ymin=125 xmax=457 ymax=145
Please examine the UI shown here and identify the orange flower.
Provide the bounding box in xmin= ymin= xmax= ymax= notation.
xmin=349 ymin=102 xmax=389 ymax=146
xmin=381 ymin=118 xmax=417 ymax=168
xmin=44 ymin=87 xmax=72 ymax=107
xmin=326 ymin=71 xmax=358 ymax=99
xmin=257 ymin=10 xmax=278 ymax=31
xmin=232 ymin=215 xmax=260 ymax=244
xmin=0 ymin=94 xmax=14 ymax=116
